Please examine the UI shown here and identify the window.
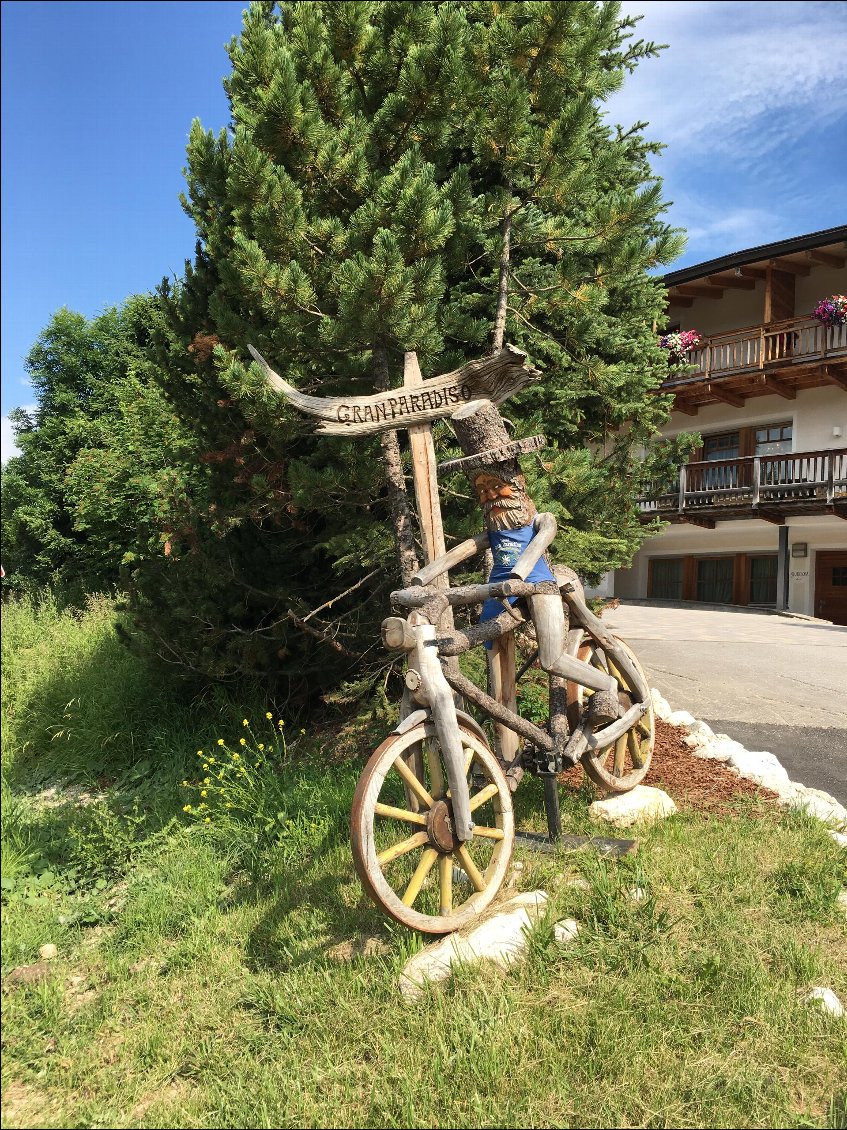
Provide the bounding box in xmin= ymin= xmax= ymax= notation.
xmin=749 ymin=556 xmax=778 ymax=605
xmin=696 ymin=557 xmax=733 ymax=603
xmin=703 ymin=432 xmax=740 ymax=460
xmin=833 ymin=567 xmax=847 ymax=586
xmin=650 ymin=559 xmax=683 ymax=599
xmin=755 ymin=422 xmax=792 ymax=457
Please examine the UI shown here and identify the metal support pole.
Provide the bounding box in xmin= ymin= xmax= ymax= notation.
xmin=777 ymin=525 xmax=789 ymax=611
xmin=542 ymin=774 xmax=562 ymax=841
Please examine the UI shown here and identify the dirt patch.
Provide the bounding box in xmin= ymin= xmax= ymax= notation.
xmin=559 ymin=719 xmax=780 ymax=816
xmin=1 ymin=1081 xmax=50 ymax=1127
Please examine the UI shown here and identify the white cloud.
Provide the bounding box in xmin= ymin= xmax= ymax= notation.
xmin=609 ymin=1 xmax=847 ymax=161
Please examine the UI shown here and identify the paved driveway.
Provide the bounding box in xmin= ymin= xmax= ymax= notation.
xmin=601 ymin=601 xmax=847 ymax=804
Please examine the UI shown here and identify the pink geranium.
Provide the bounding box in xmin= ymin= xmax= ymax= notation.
xmin=811 ymin=295 xmax=847 ymax=327
xmin=659 ymin=329 xmax=702 ymax=364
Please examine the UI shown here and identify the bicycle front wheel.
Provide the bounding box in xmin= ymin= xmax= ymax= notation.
xmin=351 ymin=720 xmax=514 ymax=933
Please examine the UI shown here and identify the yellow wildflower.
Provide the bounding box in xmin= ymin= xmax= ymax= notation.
xmin=202 ymin=763 xmax=209 ymax=771
xmin=239 ymin=737 xmax=247 ymax=747
xmin=242 ymin=718 xmax=249 ymax=727
xmin=258 ymin=743 xmax=265 ymax=751
xmin=232 ymin=752 xmax=240 ymax=761
xmin=217 ymin=738 xmax=225 ymax=747
xmin=183 ymin=804 xmax=192 ymax=813
xmin=265 ymin=712 xmax=273 ymax=720
xmin=200 ymin=790 xmax=207 ymax=797
xmin=204 ymin=817 xmax=211 ymax=824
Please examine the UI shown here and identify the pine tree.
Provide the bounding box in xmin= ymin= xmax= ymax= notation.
xmin=131 ymin=1 xmax=692 ymax=686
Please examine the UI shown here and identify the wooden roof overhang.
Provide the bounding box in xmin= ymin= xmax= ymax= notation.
xmin=664 ymin=226 xmax=847 ymax=308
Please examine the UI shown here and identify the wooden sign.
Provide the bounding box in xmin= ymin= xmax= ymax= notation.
xmin=248 ymin=344 xmax=540 ymax=436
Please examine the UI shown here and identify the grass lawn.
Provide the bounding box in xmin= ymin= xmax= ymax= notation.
xmin=2 ymin=595 xmax=846 ymax=1129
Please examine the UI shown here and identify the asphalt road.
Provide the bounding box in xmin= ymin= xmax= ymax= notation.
xmin=602 ymin=601 xmax=847 ymax=805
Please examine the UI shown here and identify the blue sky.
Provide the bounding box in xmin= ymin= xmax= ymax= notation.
xmin=3 ymin=0 xmax=846 ymax=460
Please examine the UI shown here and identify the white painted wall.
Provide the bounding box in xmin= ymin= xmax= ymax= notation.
xmin=796 ymin=263 xmax=845 ymax=315
xmin=616 ymin=514 xmax=846 ymax=615
xmin=660 ymin=384 xmax=847 ymax=450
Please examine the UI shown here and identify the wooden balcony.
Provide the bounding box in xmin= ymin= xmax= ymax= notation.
xmin=639 ymin=447 xmax=847 ymax=526
xmin=661 ymin=316 xmax=847 ymax=413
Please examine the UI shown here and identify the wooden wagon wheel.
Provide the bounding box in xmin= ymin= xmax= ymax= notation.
xmin=566 ymin=632 xmax=654 ymax=794
xmin=351 ymin=720 xmax=514 ymax=933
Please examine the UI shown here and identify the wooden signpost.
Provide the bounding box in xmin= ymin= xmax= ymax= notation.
xmin=250 ymin=343 xmax=541 ymax=762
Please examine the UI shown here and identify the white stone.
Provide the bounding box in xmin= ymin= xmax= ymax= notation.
xmin=836 ymin=890 xmax=847 ymax=918
xmin=650 ymin=688 xmax=672 ymax=721
xmin=399 ymin=891 xmax=548 ymax=999
xmin=553 ymin=918 xmax=580 ymax=944
xmin=693 ymin=735 xmax=745 ymax=763
xmin=666 ymin=710 xmax=696 ymax=728
xmin=589 ymin=786 xmax=677 ymax=829
xmin=688 ymin=719 xmax=715 ymax=741
xmin=511 ymin=860 xmax=524 ymax=872
xmin=784 ymin=787 xmax=847 ymax=828
xmin=38 ymin=944 xmax=58 ymax=961
xmin=803 ymin=987 xmax=844 ymax=1017
xmin=829 ymin=831 xmax=847 ymax=848
xmin=628 ymin=887 xmax=648 ymax=903
xmin=728 ymin=749 xmax=793 ymax=794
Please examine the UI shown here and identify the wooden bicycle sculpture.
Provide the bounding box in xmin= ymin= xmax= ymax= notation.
xmin=350 ymin=399 xmax=655 ymax=934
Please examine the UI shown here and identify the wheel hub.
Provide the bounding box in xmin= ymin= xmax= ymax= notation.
xmin=426 ymin=799 xmax=459 ymax=853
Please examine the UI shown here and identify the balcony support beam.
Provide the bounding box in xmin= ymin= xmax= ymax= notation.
xmin=759 ymin=512 xmax=785 ymax=525
xmin=667 ymin=294 xmax=694 ymax=308
xmin=707 ymin=273 xmax=756 ymax=290
xmin=674 ymin=398 xmax=699 ymax=416
xmin=759 ymin=374 xmax=796 ymax=400
xmin=705 ymin=383 xmax=745 ymax=408
xmin=822 ymin=366 xmax=847 ymax=392
xmin=768 ymin=257 xmax=810 ymax=276
xmin=808 ymin=249 xmax=846 ymax=268
xmin=681 ymin=516 xmax=716 ymax=529
xmin=676 ymin=284 xmax=723 ymax=300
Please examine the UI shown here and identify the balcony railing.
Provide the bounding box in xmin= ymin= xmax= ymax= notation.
xmin=640 ymin=447 xmax=847 ymax=517
xmin=665 ymin=315 xmax=847 ymax=382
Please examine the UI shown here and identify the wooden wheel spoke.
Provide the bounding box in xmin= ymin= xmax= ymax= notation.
xmin=463 ymin=746 xmax=475 ymax=775
xmin=627 ymin=729 xmax=645 ymax=769
xmin=470 ymin=825 xmax=504 ymax=840
xmin=377 ymin=830 xmax=430 ymax=867
xmin=374 ymin=802 xmax=427 ymax=826
xmin=426 ymin=741 xmax=446 ymax=799
xmin=455 ymin=844 xmax=487 ymax=893
xmin=613 ymin=733 xmax=627 ymax=777
xmin=438 ymin=853 xmax=453 ymax=915
xmin=469 ymin=781 xmax=500 ymax=812
xmin=402 ymin=848 xmax=439 ymax=907
xmin=392 ymin=756 xmax=434 ymax=810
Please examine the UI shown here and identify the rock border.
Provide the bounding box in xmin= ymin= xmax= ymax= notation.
xmin=650 ymin=689 xmax=847 ymax=832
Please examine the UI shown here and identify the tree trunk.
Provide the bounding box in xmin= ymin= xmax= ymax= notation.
xmin=491 ymin=206 xmax=513 ymax=352
xmin=373 ymin=346 xmax=420 ymax=586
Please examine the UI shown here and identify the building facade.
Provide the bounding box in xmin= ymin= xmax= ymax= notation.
xmin=612 ymin=225 xmax=847 ymax=625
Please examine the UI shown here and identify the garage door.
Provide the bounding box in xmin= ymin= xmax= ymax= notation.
xmin=815 ymin=551 xmax=847 ymax=625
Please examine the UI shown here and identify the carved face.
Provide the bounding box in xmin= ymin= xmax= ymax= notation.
xmin=473 ymin=470 xmax=535 ymax=531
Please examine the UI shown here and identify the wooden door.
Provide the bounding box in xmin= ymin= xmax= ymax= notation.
xmin=815 ymin=551 xmax=847 ymax=625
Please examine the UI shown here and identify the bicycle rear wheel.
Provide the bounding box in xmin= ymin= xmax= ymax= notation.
xmin=566 ymin=632 xmax=654 ymax=794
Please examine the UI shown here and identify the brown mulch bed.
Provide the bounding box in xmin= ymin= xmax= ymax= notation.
xmin=559 ymin=719 xmax=781 ymax=816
